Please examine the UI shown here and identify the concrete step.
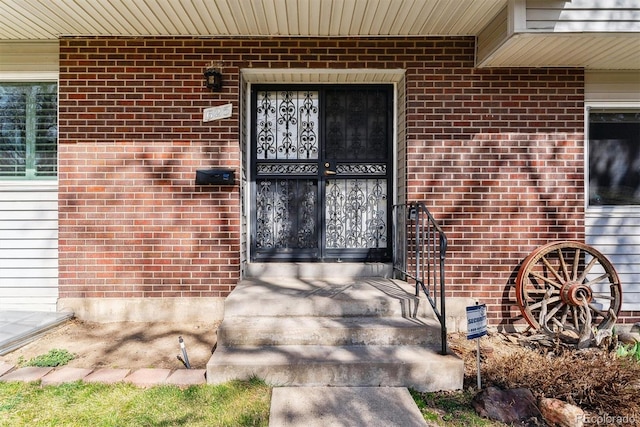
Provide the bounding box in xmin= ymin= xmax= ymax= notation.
xmin=207 ymin=274 xmax=462 ymax=391
xmin=206 ymin=344 xmax=463 ymax=392
xmin=225 ymin=278 xmax=433 ymax=318
xmin=217 ymin=315 xmax=442 ymax=347
xmin=245 ymin=262 xmax=393 ymax=279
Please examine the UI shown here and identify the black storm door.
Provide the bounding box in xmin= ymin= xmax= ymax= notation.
xmin=251 ymin=85 xmax=393 ymax=262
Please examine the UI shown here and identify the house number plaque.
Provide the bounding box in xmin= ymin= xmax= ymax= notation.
xmin=203 ymin=103 xmax=233 ymax=122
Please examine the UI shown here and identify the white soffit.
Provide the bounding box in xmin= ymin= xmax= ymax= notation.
xmin=0 ymin=0 xmax=506 ymax=39
xmin=477 ymin=1 xmax=640 ymax=69
xmin=242 ymin=68 xmax=405 ymax=84
xmin=1 ymin=0 xmax=637 ymax=70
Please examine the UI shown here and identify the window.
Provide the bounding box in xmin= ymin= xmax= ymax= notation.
xmin=0 ymin=83 xmax=57 ymax=179
xmin=588 ymin=109 xmax=640 ymax=206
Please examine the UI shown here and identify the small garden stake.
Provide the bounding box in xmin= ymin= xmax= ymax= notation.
xmin=179 ymin=336 xmax=191 ymax=369
xmin=476 ymin=334 xmax=481 ymax=390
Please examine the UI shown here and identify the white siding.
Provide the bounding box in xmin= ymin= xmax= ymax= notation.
xmin=1 ymin=40 xmax=59 ymax=311
xmin=586 ymin=75 xmax=640 ymax=311
xmin=0 ymin=40 xmax=58 ymax=74
xmin=0 ymin=184 xmax=58 ymax=311
xmin=585 ymin=71 xmax=640 ymax=103
xmin=525 ymin=0 xmax=640 ymax=32
xmin=586 ymin=210 xmax=640 ymax=311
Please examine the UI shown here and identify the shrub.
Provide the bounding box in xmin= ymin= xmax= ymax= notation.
xmin=616 ymin=342 xmax=640 ymax=362
xmin=481 ymin=347 xmax=640 ymax=418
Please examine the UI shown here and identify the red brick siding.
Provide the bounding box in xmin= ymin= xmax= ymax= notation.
xmin=57 ymin=36 xmax=611 ymax=326
xmin=58 ymin=37 xmax=241 ymax=299
xmin=621 ymin=312 xmax=640 ymax=326
xmin=412 ymin=132 xmax=586 ymax=324
xmin=404 ymin=41 xmax=586 ymax=324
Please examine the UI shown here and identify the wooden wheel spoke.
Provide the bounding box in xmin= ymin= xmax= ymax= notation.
xmin=576 ymin=256 xmax=599 ymax=283
xmin=591 ymin=292 xmax=615 ymax=301
xmin=584 ymin=273 xmax=610 ymax=287
xmin=528 ymin=271 xmax=562 ymax=289
xmin=571 ymin=248 xmax=580 ymax=281
xmin=541 ymin=256 xmax=565 ymax=284
xmin=557 ymin=248 xmax=571 ymax=282
xmin=525 ymin=288 xmax=554 ymax=294
xmin=588 ymin=304 xmax=608 ymax=317
xmin=527 ymin=295 xmax=561 ymax=311
xmin=545 ymin=302 xmax=565 ymax=322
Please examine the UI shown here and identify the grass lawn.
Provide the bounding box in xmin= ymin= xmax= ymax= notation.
xmin=0 ymin=378 xmax=271 ymax=427
xmin=411 ymin=390 xmax=505 ymax=427
xmin=0 ymin=377 xmax=502 ymax=427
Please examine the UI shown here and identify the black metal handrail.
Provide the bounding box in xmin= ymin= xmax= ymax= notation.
xmin=392 ymin=202 xmax=448 ymax=355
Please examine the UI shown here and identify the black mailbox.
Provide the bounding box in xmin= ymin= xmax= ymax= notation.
xmin=195 ymin=168 xmax=235 ymax=185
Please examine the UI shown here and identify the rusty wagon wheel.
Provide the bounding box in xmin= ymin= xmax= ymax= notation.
xmin=516 ymin=241 xmax=622 ymax=334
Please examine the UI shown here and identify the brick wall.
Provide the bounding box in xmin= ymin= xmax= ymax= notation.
xmin=403 ymin=46 xmax=586 ymax=325
xmin=58 ymin=36 xmax=596 ymax=326
xmin=58 ymin=38 xmax=242 ymax=299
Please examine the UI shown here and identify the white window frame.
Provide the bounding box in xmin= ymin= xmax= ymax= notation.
xmin=0 ymin=72 xmax=58 ymax=186
xmin=585 ymin=101 xmax=640 ymax=214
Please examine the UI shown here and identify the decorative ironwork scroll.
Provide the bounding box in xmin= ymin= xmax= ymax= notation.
xmin=255 ymin=179 xmax=317 ymax=249
xmin=256 ymin=90 xmax=319 ymax=160
xmin=335 ymin=163 xmax=386 ymax=175
xmin=257 ymin=163 xmax=318 ymax=176
xmin=325 ymin=179 xmax=387 ymax=249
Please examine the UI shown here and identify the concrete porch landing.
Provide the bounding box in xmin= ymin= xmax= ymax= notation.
xmin=0 ymin=311 xmax=74 ymax=356
xmin=207 ymin=275 xmax=464 ymax=392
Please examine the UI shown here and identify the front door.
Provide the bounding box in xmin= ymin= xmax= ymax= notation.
xmin=250 ymin=85 xmax=393 ymax=262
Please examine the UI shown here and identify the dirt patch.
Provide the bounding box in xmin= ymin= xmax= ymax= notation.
xmin=3 ymin=318 xmax=638 ymax=422
xmin=1 ymin=319 xmax=219 ymax=370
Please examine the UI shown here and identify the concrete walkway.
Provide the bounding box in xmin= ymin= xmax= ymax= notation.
xmin=269 ymin=386 xmax=430 ymax=427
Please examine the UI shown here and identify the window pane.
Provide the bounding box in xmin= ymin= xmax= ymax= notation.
xmin=35 ymin=85 xmax=58 ymax=177
xmin=0 ymin=86 xmax=27 ymax=176
xmin=589 ymin=111 xmax=640 ymax=206
xmin=0 ymin=83 xmax=57 ymax=179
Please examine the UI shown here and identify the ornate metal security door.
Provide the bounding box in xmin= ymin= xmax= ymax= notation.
xmin=251 ymin=86 xmax=392 ymax=262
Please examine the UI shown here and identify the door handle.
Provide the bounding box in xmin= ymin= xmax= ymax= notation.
xmin=323 ymin=162 xmax=336 ymax=176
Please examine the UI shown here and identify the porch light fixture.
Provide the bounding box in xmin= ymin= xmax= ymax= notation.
xmin=204 ymin=63 xmax=223 ymax=92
